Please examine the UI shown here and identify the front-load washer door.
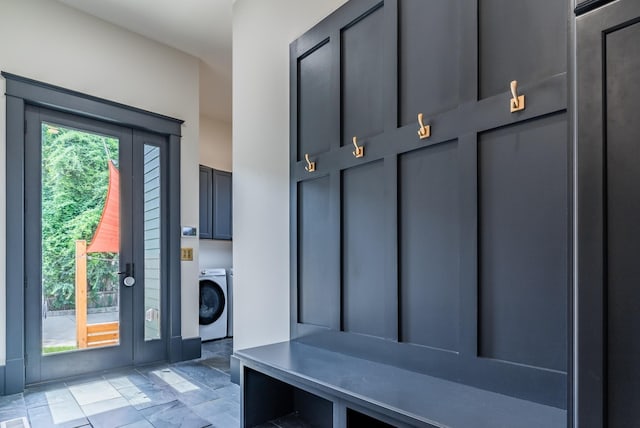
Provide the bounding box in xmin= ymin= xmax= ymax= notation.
xmin=199 ymin=279 xmax=226 ymax=325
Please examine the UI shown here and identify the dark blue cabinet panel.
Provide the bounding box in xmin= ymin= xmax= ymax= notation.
xmin=341 ymin=4 xmax=385 ymax=145
xmin=298 ymin=176 xmax=338 ymax=329
xmin=478 ymin=113 xmax=568 ymax=372
xmin=399 ymin=141 xmax=460 ymax=352
xmin=342 ymin=160 xmax=392 ymax=339
xmin=479 ymin=0 xmax=567 ymax=99
xmin=298 ymin=41 xmax=333 ymax=160
xmin=398 ymin=0 xmax=459 ymax=126
xmin=212 ymin=169 xmax=232 ymax=240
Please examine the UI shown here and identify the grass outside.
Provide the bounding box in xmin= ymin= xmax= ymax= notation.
xmin=43 ymin=345 xmax=77 ymax=354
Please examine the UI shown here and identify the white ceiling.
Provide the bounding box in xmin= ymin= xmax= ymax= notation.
xmin=57 ymin=0 xmax=233 ymax=122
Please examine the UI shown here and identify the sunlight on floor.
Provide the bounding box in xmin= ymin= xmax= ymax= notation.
xmin=46 ymin=378 xmax=150 ymax=423
xmin=0 ymin=416 xmax=31 ymax=428
xmin=151 ymin=369 xmax=200 ymax=393
xmin=45 ymin=389 xmax=84 ymax=424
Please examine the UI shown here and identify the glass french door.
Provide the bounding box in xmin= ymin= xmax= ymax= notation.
xmin=24 ymin=106 xmax=168 ymax=384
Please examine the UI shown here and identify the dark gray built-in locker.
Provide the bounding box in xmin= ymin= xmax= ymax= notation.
xmin=290 ymin=0 xmax=570 ymax=411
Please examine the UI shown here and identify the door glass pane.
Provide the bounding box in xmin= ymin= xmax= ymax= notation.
xmin=144 ymin=144 xmax=162 ymax=341
xmin=41 ymin=122 xmax=120 ymax=354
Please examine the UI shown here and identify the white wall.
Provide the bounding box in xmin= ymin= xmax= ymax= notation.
xmin=200 ymin=115 xmax=233 ymax=172
xmin=199 ymin=240 xmax=233 ymax=270
xmin=199 ymin=114 xmax=233 ymax=270
xmin=232 ymin=0 xmax=349 ymax=351
xmin=0 ymin=0 xmax=202 ymax=364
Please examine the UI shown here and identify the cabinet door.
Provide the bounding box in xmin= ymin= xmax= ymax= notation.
xmin=577 ymin=0 xmax=640 ymax=426
xmin=212 ymin=170 xmax=232 ymax=240
xmin=199 ymin=165 xmax=212 ymax=239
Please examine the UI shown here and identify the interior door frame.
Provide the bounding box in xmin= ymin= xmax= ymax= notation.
xmin=3 ymin=72 xmax=188 ymax=394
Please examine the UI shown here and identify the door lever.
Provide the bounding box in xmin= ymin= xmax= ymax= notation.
xmin=118 ymin=263 xmax=135 ymax=287
xmin=117 ymin=263 xmax=134 ymax=277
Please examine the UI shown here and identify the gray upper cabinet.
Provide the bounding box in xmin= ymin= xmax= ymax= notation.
xmin=291 ymin=0 xmax=569 ymax=411
xmin=199 ymin=165 xmax=232 ymax=240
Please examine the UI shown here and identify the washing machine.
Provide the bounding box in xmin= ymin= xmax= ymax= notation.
xmin=199 ymin=268 xmax=228 ymax=341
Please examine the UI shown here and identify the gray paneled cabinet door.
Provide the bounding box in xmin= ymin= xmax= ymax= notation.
xmin=199 ymin=166 xmax=232 ymax=240
xmin=212 ymin=169 xmax=232 ymax=240
xmin=291 ymin=0 xmax=569 ymax=409
xmin=577 ymin=0 xmax=640 ymax=426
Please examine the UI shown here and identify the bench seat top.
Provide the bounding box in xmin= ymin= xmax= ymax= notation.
xmin=235 ymin=340 xmax=566 ymax=428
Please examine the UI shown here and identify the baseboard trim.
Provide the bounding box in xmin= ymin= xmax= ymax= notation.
xmin=168 ymin=336 xmax=202 ymax=363
xmin=0 ymin=364 xmax=5 ymax=395
xmin=0 ymin=338 xmax=200 ymax=396
xmin=168 ymin=336 xmax=183 ymax=363
xmin=182 ymin=337 xmax=202 ymax=361
xmin=230 ymin=354 xmax=240 ymax=385
xmin=4 ymin=358 xmax=24 ymax=395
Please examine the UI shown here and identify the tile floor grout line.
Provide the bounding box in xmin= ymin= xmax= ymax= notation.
xmin=68 ymin=384 xmax=85 ymax=418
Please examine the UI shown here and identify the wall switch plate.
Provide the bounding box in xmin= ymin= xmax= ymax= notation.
xmin=181 ymin=248 xmax=193 ymax=261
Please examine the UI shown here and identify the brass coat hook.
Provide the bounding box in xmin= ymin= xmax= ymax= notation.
xmin=304 ymin=153 xmax=316 ymax=172
xmin=417 ymin=113 xmax=431 ymax=139
xmin=510 ymin=80 xmax=525 ymax=112
xmin=352 ymin=136 xmax=364 ymax=158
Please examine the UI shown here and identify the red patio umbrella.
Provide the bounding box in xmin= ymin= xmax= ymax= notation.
xmin=87 ymin=160 xmax=119 ymax=254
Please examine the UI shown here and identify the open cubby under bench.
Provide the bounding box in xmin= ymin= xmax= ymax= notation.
xmin=236 ymin=340 xmax=565 ymax=428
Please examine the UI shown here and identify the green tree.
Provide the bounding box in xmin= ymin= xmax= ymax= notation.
xmin=41 ymin=124 xmax=119 ymax=310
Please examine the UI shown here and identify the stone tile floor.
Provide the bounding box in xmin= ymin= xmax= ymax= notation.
xmin=0 ymin=339 xmax=239 ymax=428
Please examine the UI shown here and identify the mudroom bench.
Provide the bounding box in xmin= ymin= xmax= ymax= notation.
xmin=235 ymin=340 xmax=565 ymax=428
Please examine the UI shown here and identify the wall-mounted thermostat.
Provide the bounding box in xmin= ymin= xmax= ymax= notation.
xmin=182 ymin=226 xmax=197 ymax=237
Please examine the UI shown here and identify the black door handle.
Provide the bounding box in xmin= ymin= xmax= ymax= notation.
xmin=117 ymin=263 xmax=134 ymax=277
